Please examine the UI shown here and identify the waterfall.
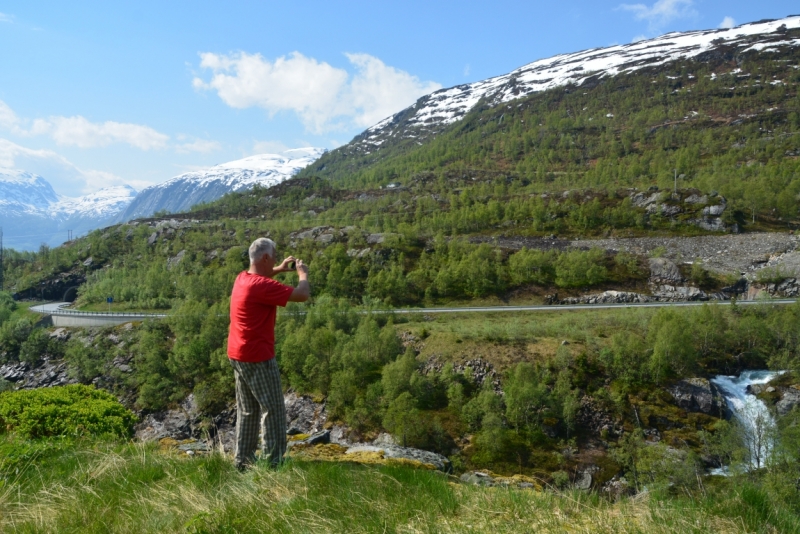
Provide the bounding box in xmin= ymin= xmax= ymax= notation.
xmin=710 ymin=370 xmax=783 ymax=474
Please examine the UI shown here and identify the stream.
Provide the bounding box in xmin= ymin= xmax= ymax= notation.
xmin=710 ymin=370 xmax=783 ymax=474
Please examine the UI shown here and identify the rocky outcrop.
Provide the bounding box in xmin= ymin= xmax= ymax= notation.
xmin=648 ymin=257 xmax=710 ymax=301
xmin=776 ymin=388 xmax=800 ymax=416
xmin=421 ymin=356 xmax=502 ymax=394
xmin=667 ymin=378 xmax=729 ymax=418
xmin=345 ymin=444 xmax=451 ymax=472
xmin=0 ymin=358 xmax=77 ymax=389
xmin=648 ymin=257 xmax=684 ymax=285
xmin=285 ymin=391 xmax=328 ymax=434
xmin=559 ymin=291 xmax=652 ymax=305
xmin=575 ymin=396 xmax=623 ymax=438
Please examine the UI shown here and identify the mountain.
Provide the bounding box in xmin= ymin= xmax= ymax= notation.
xmin=0 ymin=169 xmax=136 ymax=250
xmin=119 ymin=147 xmax=326 ymax=220
xmin=305 ymin=15 xmax=800 ymax=173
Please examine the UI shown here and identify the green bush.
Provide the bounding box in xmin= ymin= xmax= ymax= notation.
xmin=0 ymin=385 xmax=137 ymax=439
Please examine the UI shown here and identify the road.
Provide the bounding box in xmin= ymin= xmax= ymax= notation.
xmin=386 ymin=298 xmax=798 ymax=314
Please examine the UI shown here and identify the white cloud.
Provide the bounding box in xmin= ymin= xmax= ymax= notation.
xmin=0 ymin=12 xmax=14 ymax=23
xmin=0 ymin=138 xmax=130 ymax=194
xmin=175 ymin=139 xmax=222 ymax=154
xmin=719 ymin=16 xmax=736 ymax=29
xmin=0 ymin=99 xmax=170 ymax=150
xmin=30 ymin=115 xmax=169 ymax=149
xmin=344 ymin=53 xmax=441 ymax=128
xmin=632 ymin=34 xmax=648 ymax=42
xmin=193 ymin=51 xmax=441 ymax=134
xmin=617 ymin=0 xmax=697 ymax=33
xmin=464 ymin=64 xmax=471 ymax=77
xmin=0 ymin=101 xmax=23 ymax=134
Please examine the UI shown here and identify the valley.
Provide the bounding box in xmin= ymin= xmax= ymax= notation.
xmin=2 ymin=15 xmax=800 ymax=533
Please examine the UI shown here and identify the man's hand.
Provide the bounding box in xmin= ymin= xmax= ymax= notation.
xmin=275 ymin=256 xmax=297 ymax=273
xmin=296 ymin=259 xmax=309 ymax=280
xmin=289 ymin=259 xmax=310 ymax=302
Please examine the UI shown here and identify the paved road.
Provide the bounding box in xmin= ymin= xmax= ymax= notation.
xmin=387 ymin=298 xmax=798 ymax=314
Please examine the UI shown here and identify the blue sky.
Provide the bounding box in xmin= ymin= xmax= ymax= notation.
xmin=0 ymin=0 xmax=797 ymax=195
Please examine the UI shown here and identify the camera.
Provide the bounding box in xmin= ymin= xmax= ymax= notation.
xmin=286 ymin=261 xmax=296 ymax=270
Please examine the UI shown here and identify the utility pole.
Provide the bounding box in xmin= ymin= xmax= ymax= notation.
xmin=674 ymin=169 xmax=677 ymax=196
xmin=67 ymin=229 xmax=72 ymax=242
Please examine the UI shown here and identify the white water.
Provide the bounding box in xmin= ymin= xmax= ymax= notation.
xmin=710 ymin=370 xmax=783 ymax=474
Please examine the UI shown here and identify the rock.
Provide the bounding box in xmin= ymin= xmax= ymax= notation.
xmin=703 ymin=203 xmax=726 ymax=216
xmin=460 ymin=471 xmax=495 ymax=486
xmin=372 ymin=433 xmax=397 ymax=447
xmin=685 ymin=194 xmax=708 ymax=204
xmin=667 ymin=378 xmax=729 ymax=417
xmin=776 ymin=389 xmax=800 ymax=416
xmin=167 ymin=250 xmax=186 ymax=270
xmin=345 ymin=444 xmax=451 ymax=472
xmin=648 ymin=257 xmax=684 ymax=284
xmin=136 ymin=409 xmax=193 ymax=441
xmin=147 ymin=232 xmax=158 ymax=245
xmin=721 ymin=278 xmax=748 ymax=295
xmin=290 ymin=430 xmax=331 ymax=446
xmin=177 ymin=440 xmax=210 ymax=453
xmin=82 ymin=257 xmax=93 ymax=267
xmin=558 ymin=290 xmax=652 ymax=305
xmin=367 ymin=233 xmax=386 ymax=245
xmin=49 ymin=328 xmax=70 ymax=342
xmin=574 ymin=471 xmax=592 ymax=490
xmin=631 ymin=192 xmax=661 ymax=207
xmin=284 ymin=391 xmax=327 ymax=434
xmin=135 ymin=394 xmax=200 ymax=442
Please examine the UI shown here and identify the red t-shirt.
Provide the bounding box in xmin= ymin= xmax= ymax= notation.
xmin=227 ymin=271 xmax=294 ymax=363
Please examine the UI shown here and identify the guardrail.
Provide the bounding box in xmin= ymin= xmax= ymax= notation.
xmin=48 ymin=307 xmax=168 ymax=319
xmin=31 ymin=303 xmax=168 ymax=319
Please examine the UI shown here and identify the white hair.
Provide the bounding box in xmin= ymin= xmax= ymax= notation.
xmin=248 ymin=237 xmax=276 ymax=263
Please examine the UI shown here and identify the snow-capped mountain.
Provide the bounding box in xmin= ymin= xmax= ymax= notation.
xmin=347 ymin=16 xmax=800 ymax=153
xmin=120 ymin=147 xmax=325 ymax=220
xmin=0 ymin=169 xmax=136 ymax=250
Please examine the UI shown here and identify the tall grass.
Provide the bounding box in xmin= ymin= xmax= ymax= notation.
xmin=1 ymin=437 xmax=795 ymax=533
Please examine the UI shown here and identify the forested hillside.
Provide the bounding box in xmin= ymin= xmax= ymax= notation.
xmin=300 ymin=43 xmax=800 ymax=220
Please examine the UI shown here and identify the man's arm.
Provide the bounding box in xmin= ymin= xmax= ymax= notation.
xmin=288 ymin=260 xmax=310 ymax=302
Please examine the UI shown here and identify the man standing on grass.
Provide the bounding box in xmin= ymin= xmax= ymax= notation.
xmin=227 ymin=237 xmax=310 ymax=471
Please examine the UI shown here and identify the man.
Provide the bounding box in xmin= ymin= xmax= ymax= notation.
xmin=227 ymin=237 xmax=310 ymax=470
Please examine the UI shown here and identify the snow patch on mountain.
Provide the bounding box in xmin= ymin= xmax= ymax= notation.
xmin=120 ymin=147 xmax=325 ymax=220
xmin=0 ymin=168 xmax=137 ymax=250
xmin=355 ymin=16 xmax=800 ymax=149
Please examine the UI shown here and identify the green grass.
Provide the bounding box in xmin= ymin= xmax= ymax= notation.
xmin=1 ymin=436 xmax=797 ymax=533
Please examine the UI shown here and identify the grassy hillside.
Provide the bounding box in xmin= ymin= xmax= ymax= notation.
xmin=1 ymin=436 xmax=798 ymax=533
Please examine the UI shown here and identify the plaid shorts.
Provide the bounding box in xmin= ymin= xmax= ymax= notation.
xmin=229 ymin=358 xmax=286 ymax=468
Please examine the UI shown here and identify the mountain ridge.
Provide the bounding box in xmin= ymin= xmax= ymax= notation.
xmin=119 ymin=147 xmax=326 ymax=221
xmin=303 ymin=15 xmax=800 ymax=174
xmin=0 ymin=169 xmax=137 ymax=250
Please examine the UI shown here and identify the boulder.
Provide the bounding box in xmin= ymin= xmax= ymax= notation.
xmin=648 ymin=257 xmax=684 ymax=284
xmin=667 ymin=378 xmax=729 ymax=417
xmin=284 ymin=391 xmax=327 ymax=434
xmin=776 ymin=389 xmax=800 ymax=416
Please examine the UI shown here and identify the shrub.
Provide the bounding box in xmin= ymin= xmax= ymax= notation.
xmin=0 ymin=385 xmax=137 ymax=439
